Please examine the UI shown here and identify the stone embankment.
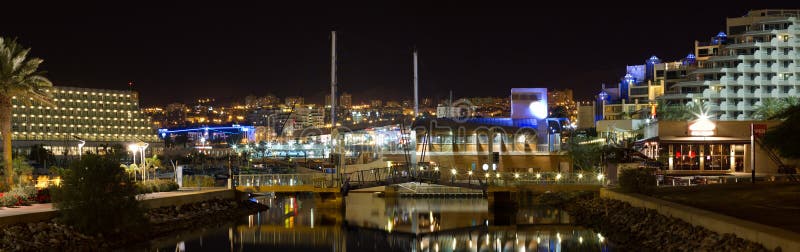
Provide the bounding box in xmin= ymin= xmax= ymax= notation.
xmin=565 ymin=197 xmax=769 ymax=251
xmin=0 ymin=199 xmax=268 ymax=251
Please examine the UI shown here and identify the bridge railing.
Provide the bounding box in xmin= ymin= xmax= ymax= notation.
xmin=438 ymin=171 xmax=606 ymax=186
xmin=236 ymin=174 xmax=342 ymax=188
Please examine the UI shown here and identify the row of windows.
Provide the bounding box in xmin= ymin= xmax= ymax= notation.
xmin=12 ymin=124 xmax=152 ymax=130
xmin=11 ymin=133 xmax=158 ymax=142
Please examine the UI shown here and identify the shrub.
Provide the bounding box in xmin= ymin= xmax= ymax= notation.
xmin=35 ymin=188 xmax=51 ymax=203
xmin=0 ymin=193 xmax=17 ymax=207
xmin=135 ymin=179 xmax=179 ymax=194
xmin=618 ymin=168 xmax=657 ymax=195
xmin=182 ymin=175 xmax=216 ymax=187
xmin=51 ymin=154 xmax=147 ymax=235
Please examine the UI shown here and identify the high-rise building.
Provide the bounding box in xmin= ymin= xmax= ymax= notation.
xmin=8 ymin=86 xmax=161 ymax=156
xmin=165 ymin=103 xmax=188 ymax=126
xmin=576 ymin=101 xmax=596 ymax=129
xmin=339 ymin=92 xmax=352 ymax=109
xmin=285 ymin=96 xmax=304 ymax=106
xmin=370 ymin=99 xmax=383 ymax=108
xmin=660 ymin=9 xmax=800 ymax=120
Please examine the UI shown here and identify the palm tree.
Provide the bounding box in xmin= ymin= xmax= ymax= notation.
xmin=0 ymin=37 xmax=53 ymax=188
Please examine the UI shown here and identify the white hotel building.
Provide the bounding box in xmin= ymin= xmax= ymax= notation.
xmin=660 ymin=9 xmax=800 ymax=120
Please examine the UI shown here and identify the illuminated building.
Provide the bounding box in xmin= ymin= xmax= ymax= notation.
xmin=660 ymin=9 xmax=800 ymax=120
xmin=637 ymin=120 xmax=793 ymax=174
xmin=9 ymin=86 xmax=160 ymax=156
xmin=284 ymin=96 xmax=304 ymax=106
xmin=339 ymin=92 xmax=352 ymax=109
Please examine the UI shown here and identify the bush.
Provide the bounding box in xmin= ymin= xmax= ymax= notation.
xmin=35 ymin=188 xmax=51 ymax=203
xmin=51 ymin=154 xmax=147 ymax=235
xmin=135 ymin=179 xmax=179 ymax=194
xmin=182 ymin=175 xmax=216 ymax=187
xmin=619 ymin=168 xmax=657 ymax=195
xmin=0 ymin=193 xmax=17 ymax=207
xmin=0 ymin=186 xmax=38 ymax=207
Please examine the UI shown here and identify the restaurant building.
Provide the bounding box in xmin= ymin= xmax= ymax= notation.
xmin=637 ymin=119 xmax=787 ymax=174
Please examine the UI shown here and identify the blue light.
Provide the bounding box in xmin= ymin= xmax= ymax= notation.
xmin=598 ymin=91 xmax=609 ymax=101
xmin=647 ymin=55 xmax=661 ymax=64
xmin=716 ymin=31 xmax=726 ymax=38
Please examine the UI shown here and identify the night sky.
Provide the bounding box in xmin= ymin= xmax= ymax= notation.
xmin=3 ymin=3 xmax=794 ymax=106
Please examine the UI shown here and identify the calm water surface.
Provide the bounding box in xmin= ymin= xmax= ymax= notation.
xmin=124 ymin=192 xmax=613 ymax=251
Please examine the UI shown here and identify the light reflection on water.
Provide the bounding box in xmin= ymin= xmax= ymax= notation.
xmin=124 ymin=193 xmax=612 ymax=251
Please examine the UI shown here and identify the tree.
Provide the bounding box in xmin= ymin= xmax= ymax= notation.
xmin=753 ymin=97 xmax=800 ymax=120
xmin=549 ymin=106 xmax=569 ymax=118
xmin=565 ymin=134 xmax=602 ymax=171
xmin=0 ymin=37 xmax=53 ymax=188
xmin=52 ymin=154 xmax=147 ymax=235
xmin=762 ymin=103 xmax=800 ymax=159
xmin=655 ymin=100 xmax=707 ymax=121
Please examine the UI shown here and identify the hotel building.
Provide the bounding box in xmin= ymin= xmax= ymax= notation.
xmin=660 ymin=9 xmax=800 ymax=120
xmin=8 ymin=86 xmax=161 ymax=156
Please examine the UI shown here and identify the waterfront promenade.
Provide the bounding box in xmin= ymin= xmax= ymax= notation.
xmin=0 ymin=188 xmax=232 ymax=226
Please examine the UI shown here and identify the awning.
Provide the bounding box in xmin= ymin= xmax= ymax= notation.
xmin=645 ymin=136 xmax=750 ymax=144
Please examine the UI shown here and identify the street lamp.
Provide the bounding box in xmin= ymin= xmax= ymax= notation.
xmin=72 ymin=135 xmax=85 ymax=160
xmin=128 ymin=144 xmax=139 ymax=165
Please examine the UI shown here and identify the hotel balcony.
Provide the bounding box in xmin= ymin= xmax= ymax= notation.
xmin=753 ymin=89 xmax=768 ymax=99
xmin=709 ymin=55 xmax=739 ymax=62
xmin=770 ymin=52 xmax=794 ymax=60
xmin=702 ymin=89 xmax=720 ymax=98
xmin=719 ymin=102 xmax=736 ymax=111
xmin=719 ymin=88 xmax=735 ymax=98
xmin=737 ymin=102 xmax=753 ymax=111
xmin=736 ymin=89 xmax=754 ymax=98
xmin=719 ymin=76 xmax=736 ymax=84
xmin=660 ymin=92 xmax=692 ymax=100
xmin=771 ymin=65 xmax=791 ymax=73
xmin=771 ymin=88 xmax=787 ymax=98
xmin=753 ymin=63 xmax=770 ymax=73
xmin=737 ymin=54 xmax=755 ymax=61
xmin=726 ymin=42 xmax=757 ymax=49
xmin=706 ymin=102 xmax=720 ymax=112
xmin=771 ymin=77 xmax=789 ymax=86
xmin=737 ymin=114 xmax=750 ymax=121
xmin=789 ymin=88 xmax=799 ymax=97
xmin=736 ymin=76 xmax=754 ymax=86
xmin=692 ymin=67 xmax=723 ymax=74
xmin=753 ymin=51 xmax=769 ymax=60
xmin=770 ymin=38 xmax=789 ymax=47
xmin=719 ymin=112 xmax=733 ymax=120
xmin=754 ymin=77 xmax=770 ymax=86
xmin=736 ymin=63 xmax=755 ymax=73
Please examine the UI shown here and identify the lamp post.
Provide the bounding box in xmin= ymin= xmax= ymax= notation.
xmin=128 ymin=144 xmax=138 ymax=166
xmin=73 ymin=135 xmax=85 ymax=160
xmin=138 ymin=142 xmax=149 ymax=181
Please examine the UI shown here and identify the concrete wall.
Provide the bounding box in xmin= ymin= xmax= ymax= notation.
xmin=600 ymin=188 xmax=800 ymax=251
xmin=0 ymin=189 xmax=240 ymax=227
xmin=139 ymin=189 xmax=238 ymax=209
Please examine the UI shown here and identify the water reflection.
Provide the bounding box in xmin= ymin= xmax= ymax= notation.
xmin=124 ymin=193 xmax=612 ymax=251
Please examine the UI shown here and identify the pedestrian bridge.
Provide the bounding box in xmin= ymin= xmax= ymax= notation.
xmin=234 ymin=167 xmax=606 ymax=195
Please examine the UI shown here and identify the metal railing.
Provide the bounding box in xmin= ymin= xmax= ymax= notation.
xmin=236 ymin=173 xmax=341 ymax=188
xmin=235 ymin=170 xmax=607 ymax=191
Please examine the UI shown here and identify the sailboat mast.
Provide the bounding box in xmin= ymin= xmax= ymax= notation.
xmin=331 ymin=31 xmax=337 ymax=127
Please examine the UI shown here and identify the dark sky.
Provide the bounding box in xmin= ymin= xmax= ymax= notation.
xmin=3 ymin=3 xmax=794 ymax=106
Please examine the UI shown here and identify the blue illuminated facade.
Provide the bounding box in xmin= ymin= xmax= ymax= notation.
xmin=645 ymin=55 xmax=661 ymax=81
xmin=711 ymin=31 xmax=727 ymax=45
xmin=682 ymin=53 xmax=697 ymax=66
xmin=158 ymin=124 xmax=256 ymax=145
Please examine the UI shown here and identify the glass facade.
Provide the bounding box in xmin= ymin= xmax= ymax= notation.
xmin=665 ymin=143 xmax=745 ymax=171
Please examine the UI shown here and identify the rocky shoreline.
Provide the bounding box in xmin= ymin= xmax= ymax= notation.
xmin=564 ymin=196 xmax=769 ymax=251
xmin=0 ymin=199 xmax=268 ymax=251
